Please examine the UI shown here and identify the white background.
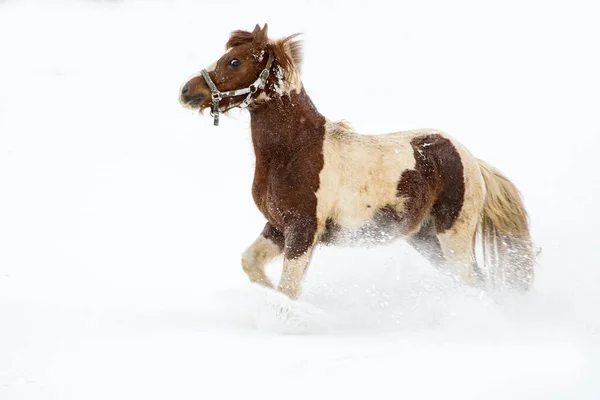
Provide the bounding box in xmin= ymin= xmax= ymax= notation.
xmin=1 ymin=0 xmax=599 ymax=399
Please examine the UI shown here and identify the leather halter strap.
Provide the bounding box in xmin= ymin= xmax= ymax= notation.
xmin=200 ymin=52 xmax=274 ymax=126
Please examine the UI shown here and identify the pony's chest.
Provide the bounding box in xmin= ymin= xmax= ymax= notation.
xmin=251 ymin=162 xmax=321 ymax=227
xmin=251 ymin=172 xmax=272 ymax=218
xmin=253 ymin=182 xmax=278 ymax=218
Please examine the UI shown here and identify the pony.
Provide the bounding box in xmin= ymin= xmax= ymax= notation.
xmin=179 ymin=24 xmax=535 ymax=300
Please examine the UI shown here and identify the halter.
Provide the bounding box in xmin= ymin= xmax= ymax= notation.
xmin=200 ymin=52 xmax=274 ymax=126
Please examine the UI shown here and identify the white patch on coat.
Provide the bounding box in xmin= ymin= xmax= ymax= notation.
xmin=315 ymin=122 xmax=427 ymax=231
xmin=253 ymin=92 xmax=272 ymax=104
xmin=182 ymin=59 xmax=218 ymax=85
xmin=274 ymin=65 xmax=285 ymax=95
xmin=205 ymin=60 xmax=217 ymax=72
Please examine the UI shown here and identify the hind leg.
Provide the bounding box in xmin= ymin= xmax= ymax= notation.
xmin=433 ymin=143 xmax=487 ymax=287
xmin=410 ymin=216 xmax=483 ymax=286
xmin=435 ymin=189 xmax=485 ymax=287
xmin=437 ymin=223 xmax=481 ymax=287
xmin=241 ymin=223 xmax=284 ymax=288
xmin=407 ymin=217 xmax=445 ymax=268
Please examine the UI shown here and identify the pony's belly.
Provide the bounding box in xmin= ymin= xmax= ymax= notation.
xmin=327 ymin=185 xmax=398 ymax=229
xmin=334 ymin=204 xmax=377 ymax=229
xmin=320 ymin=215 xmax=403 ymax=247
xmin=320 ymin=205 xmax=406 ymax=247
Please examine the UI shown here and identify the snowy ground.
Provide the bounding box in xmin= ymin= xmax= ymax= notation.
xmin=1 ymin=0 xmax=599 ymax=399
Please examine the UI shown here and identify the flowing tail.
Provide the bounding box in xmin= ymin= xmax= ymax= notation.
xmin=477 ymin=159 xmax=535 ymax=291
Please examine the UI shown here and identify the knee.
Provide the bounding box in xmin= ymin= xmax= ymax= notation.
xmin=241 ymin=251 xmax=256 ymax=273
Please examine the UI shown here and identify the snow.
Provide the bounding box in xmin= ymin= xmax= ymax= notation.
xmin=274 ymin=64 xmax=285 ymax=95
xmin=1 ymin=0 xmax=599 ymax=399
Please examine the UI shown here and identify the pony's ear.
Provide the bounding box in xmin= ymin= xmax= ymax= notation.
xmin=253 ymin=23 xmax=269 ymax=48
xmin=226 ymin=24 xmax=269 ymax=50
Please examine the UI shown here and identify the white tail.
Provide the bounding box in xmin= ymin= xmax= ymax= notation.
xmin=477 ymin=159 xmax=535 ymax=291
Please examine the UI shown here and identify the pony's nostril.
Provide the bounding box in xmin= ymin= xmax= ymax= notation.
xmin=181 ymin=83 xmax=190 ymax=96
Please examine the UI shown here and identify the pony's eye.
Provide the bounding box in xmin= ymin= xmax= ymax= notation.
xmin=228 ymin=58 xmax=241 ymax=68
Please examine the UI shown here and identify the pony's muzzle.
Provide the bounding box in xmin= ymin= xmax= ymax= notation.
xmin=180 ymin=74 xmax=213 ymax=109
xmin=180 ymin=90 xmax=205 ymax=107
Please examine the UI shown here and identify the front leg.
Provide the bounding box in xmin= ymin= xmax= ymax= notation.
xmin=241 ymin=223 xmax=284 ymax=288
xmin=278 ymin=222 xmax=318 ymax=300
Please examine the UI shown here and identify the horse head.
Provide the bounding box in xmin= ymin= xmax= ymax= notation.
xmin=179 ymin=24 xmax=303 ymax=124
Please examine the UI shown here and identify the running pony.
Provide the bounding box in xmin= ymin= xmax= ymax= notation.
xmin=180 ymin=24 xmax=535 ymax=299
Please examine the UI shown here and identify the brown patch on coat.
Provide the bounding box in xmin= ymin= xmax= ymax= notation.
xmin=397 ymin=134 xmax=465 ymax=234
xmin=396 ymin=169 xmax=434 ymax=234
xmin=250 ymin=87 xmax=326 ymax=260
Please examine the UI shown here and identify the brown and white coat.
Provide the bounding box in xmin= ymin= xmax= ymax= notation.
xmin=180 ymin=24 xmax=535 ymax=299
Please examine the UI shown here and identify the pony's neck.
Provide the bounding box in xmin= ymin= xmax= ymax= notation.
xmin=249 ymin=87 xmax=326 ymax=160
